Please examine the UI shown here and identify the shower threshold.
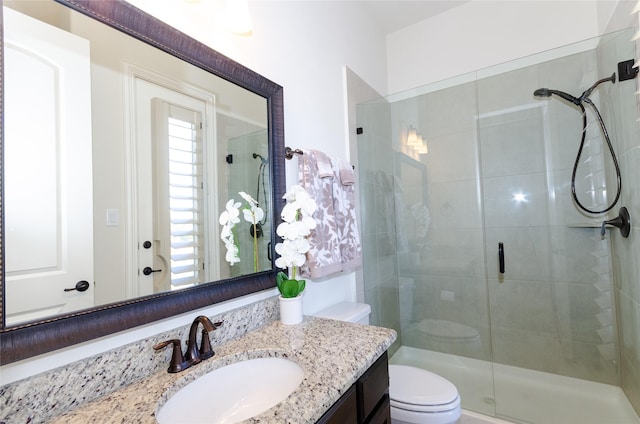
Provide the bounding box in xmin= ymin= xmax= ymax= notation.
xmin=391 ymin=346 xmax=639 ymax=424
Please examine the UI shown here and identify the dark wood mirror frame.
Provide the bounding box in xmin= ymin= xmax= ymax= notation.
xmin=0 ymin=0 xmax=285 ymax=365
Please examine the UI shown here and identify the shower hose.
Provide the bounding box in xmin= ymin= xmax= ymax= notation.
xmin=572 ymin=96 xmax=621 ymax=215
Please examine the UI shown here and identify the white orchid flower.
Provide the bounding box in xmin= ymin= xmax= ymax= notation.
xmin=219 ymin=199 xmax=242 ymax=266
xmin=243 ymin=205 xmax=264 ymax=224
xmin=300 ymin=199 xmax=317 ymax=217
xmin=280 ymin=202 xmax=299 ymax=223
xmin=300 ymin=215 xmax=317 ymax=231
xmin=220 ymin=224 xmax=231 ymax=239
xmin=281 ymin=184 xmax=302 ymax=203
xmin=274 ymin=185 xmax=317 ymax=275
xmin=281 ymin=191 xmax=316 ymax=222
xmin=275 ymin=238 xmax=310 ymax=269
xmin=292 ymin=237 xmax=311 ymax=254
xmin=239 ymin=191 xmax=258 ymax=207
xmin=254 ymin=207 xmax=265 ymax=222
xmin=277 ymin=221 xmax=306 ymax=240
xmin=224 ymin=242 xmax=240 ymax=265
xmin=219 ymin=199 xmax=241 ymax=226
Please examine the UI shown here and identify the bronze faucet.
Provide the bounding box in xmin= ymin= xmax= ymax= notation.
xmin=185 ymin=315 xmax=223 ymax=366
xmin=154 ymin=315 xmax=223 ymax=373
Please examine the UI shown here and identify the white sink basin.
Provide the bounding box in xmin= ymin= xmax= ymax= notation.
xmin=156 ymin=357 xmax=304 ymax=424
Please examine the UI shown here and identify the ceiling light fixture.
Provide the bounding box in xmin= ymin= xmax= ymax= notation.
xmin=226 ymin=0 xmax=253 ymax=35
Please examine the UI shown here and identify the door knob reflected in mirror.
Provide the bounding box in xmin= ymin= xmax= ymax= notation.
xmin=143 ymin=267 xmax=162 ymax=276
xmin=64 ymin=280 xmax=91 ymax=292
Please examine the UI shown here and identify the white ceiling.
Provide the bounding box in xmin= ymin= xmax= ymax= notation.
xmin=360 ymin=1 xmax=471 ymax=34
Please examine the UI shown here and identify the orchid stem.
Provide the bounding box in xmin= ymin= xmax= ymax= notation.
xmin=253 ymin=223 xmax=258 ymax=272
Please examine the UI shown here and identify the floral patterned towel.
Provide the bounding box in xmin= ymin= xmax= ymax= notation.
xmin=298 ymin=150 xmax=362 ymax=279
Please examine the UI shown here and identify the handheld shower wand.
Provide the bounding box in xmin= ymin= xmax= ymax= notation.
xmin=533 ymin=73 xmax=621 ymax=215
xmin=533 ymin=88 xmax=581 ymax=105
xmin=534 ymin=73 xmax=616 ymax=104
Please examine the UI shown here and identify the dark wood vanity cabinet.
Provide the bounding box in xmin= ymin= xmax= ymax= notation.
xmin=357 ymin=351 xmax=391 ymax=424
xmin=317 ymin=351 xmax=391 ymax=424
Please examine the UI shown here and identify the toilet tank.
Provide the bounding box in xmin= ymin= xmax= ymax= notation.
xmin=313 ymin=302 xmax=371 ymax=325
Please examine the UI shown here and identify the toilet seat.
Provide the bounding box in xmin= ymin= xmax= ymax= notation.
xmin=391 ymin=398 xmax=460 ymax=413
xmin=389 ymin=365 xmax=460 ymax=413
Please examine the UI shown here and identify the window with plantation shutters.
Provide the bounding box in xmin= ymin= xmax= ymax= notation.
xmin=167 ymin=114 xmax=204 ymax=286
xmin=152 ymin=100 xmax=206 ymax=289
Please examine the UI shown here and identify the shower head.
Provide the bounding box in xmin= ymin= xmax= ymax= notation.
xmin=533 ymin=88 xmax=580 ymax=105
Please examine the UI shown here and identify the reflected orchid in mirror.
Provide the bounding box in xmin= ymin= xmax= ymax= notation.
xmin=219 ymin=199 xmax=241 ymax=266
xmin=219 ymin=193 xmax=264 ymax=270
xmin=275 ymin=185 xmax=317 ymax=298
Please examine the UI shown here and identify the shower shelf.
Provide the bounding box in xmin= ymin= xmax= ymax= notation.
xmin=567 ymin=207 xmax=631 ymax=238
xmin=567 ymin=223 xmax=606 ymax=228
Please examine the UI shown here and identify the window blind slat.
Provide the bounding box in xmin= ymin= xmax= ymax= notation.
xmin=172 ymin=264 xmax=199 ymax=274
xmin=171 ymin=253 xmax=199 ymax=261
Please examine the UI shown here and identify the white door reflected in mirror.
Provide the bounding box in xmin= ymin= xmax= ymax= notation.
xmin=4 ymin=7 xmax=94 ymax=325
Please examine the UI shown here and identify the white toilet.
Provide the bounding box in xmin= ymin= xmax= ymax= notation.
xmin=400 ymin=279 xmax=481 ymax=357
xmin=313 ymin=302 xmax=462 ymax=424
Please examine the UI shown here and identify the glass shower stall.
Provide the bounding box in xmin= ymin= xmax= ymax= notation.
xmin=356 ymin=28 xmax=639 ymax=424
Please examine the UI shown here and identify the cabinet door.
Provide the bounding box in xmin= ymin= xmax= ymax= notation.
xmin=357 ymin=352 xmax=389 ymax=422
xmin=364 ymin=395 xmax=391 ymax=424
xmin=317 ymin=385 xmax=358 ymax=424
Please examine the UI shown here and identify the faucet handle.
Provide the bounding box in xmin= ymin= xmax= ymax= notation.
xmin=153 ymin=339 xmax=190 ymax=373
xmin=199 ymin=329 xmax=214 ymax=360
xmin=199 ymin=321 xmax=223 ymax=361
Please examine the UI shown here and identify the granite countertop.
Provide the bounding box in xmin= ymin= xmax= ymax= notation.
xmin=49 ymin=317 xmax=396 ymax=424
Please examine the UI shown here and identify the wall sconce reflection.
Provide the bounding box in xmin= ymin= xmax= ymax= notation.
xmin=404 ymin=125 xmax=428 ymax=158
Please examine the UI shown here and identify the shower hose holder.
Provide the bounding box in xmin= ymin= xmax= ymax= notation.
xmin=601 ymin=206 xmax=631 ymax=238
xmin=617 ymin=59 xmax=639 ymax=82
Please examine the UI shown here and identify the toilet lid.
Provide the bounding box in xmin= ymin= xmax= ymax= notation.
xmin=415 ymin=319 xmax=480 ymax=341
xmin=389 ymin=365 xmax=459 ymax=406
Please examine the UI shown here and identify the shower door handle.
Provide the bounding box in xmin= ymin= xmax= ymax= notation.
xmin=498 ymin=242 xmax=505 ymax=274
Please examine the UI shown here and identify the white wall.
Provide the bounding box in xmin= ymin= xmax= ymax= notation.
xmin=386 ymin=0 xmax=606 ymax=94
xmin=1 ymin=0 xmax=388 ymax=382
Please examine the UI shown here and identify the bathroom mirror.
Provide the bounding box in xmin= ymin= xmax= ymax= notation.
xmin=0 ymin=0 xmax=285 ymax=364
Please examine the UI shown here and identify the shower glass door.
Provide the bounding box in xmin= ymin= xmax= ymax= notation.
xmin=357 ymin=74 xmax=499 ymax=417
